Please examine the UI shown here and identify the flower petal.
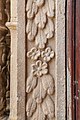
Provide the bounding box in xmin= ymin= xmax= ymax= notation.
xmin=37 ymin=71 xmax=42 ymax=77
xmin=43 ymin=57 xmax=47 ymax=62
xmin=50 ymin=51 xmax=55 ymax=58
xmin=45 ymin=47 xmax=51 ymax=53
xmin=27 ymin=47 xmax=37 ymax=59
xmin=32 ymin=64 xmax=37 ymax=71
xmin=42 ymin=62 xmax=47 ymax=69
xmin=46 ymin=56 xmax=51 ymax=62
xmin=41 ymin=68 xmax=48 ymax=75
xmin=36 ymin=60 xmax=42 ymax=67
xmin=27 ymin=51 xmax=33 ymax=58
xmin=41 ymin=51 xmax=45 ymax=57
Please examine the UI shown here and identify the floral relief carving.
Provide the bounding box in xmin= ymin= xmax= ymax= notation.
xmin=31 ymin=60 xmax=48 ymax=77
xmin=26 ymin=0 xmax=55 ymax=49
xmin=41 ymin=47 xmax=55 ymax=62
xmin=26 ymin=0 xmax=55 ymax=120
xmin=27 ymin=47 xmax=54 ymax=62
xmin=27 ymin=49 xmax=55 ymax=120
xmin=27 ymin=47 xmax=40 ymax=60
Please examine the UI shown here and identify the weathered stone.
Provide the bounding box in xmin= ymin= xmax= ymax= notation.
xmin=1 ymin=0 xmax=66 ymax=120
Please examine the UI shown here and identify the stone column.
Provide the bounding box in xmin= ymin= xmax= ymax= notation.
xmin=6 ymin=0 xmax=17 ymax=119
xmin=6 ymin=0 xmax=26 ymax=119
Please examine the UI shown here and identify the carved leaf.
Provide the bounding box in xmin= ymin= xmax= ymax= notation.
xmin=26 ymin=20 xmax=37 ymax=41
xmin=26 ymin=98 xmax=37 ymax=117
xmin=26 ymin=75 xmax=37 ymax=93
xmin=32 ymin=105 xmax=45 ymax=120
xmin=35 ymin=9 xmax=46 ymax=29
xmin=42 ymin=96 xmax=55 ymax=119
xmin=26 ymin=0 xmax=38 ymax=19
xmin=44 ymin=18 xmax=54 ymax=39
xmin=33 ymin=79 xmax=46 ymax=103
xmin=41 ymin=74 xmax=55 ymax=95
xmin=34 ymin=0 xmax=44 ymax=7
xmin=35 ymin=30 xmax=47 ymax=49
xmin=43 ymin=0 xmax=55 ymax=18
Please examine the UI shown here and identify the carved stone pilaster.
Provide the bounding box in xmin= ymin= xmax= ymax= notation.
xmin=0 ymin=0 xmax=9 ymax=118
xmin=26 ymin=0 xmax=55 ymax=120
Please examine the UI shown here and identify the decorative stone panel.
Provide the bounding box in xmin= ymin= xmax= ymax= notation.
xmin=4 ymin=0 xmax=66 ymax=119
xmin=26 ymin=0 xmax=55 ymax=120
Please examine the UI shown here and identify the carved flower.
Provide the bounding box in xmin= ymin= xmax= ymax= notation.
xmin=27 ymin=47 xmax=40 ymax=60
xmin=41 ymin=47 xmax=54 ymax=62
xmin=31 ymin=60 xmax=48 ymax=77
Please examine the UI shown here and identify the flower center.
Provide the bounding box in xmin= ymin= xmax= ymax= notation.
xmin=37 ymin=67 xmax=42 ymax=71
xmin=46 ymin=53 xmax=50 ymax=57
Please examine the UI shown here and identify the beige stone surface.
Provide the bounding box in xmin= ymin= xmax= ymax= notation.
xmin=7 ymin=0 xmax=66 ymax=120
xmin=55 ymin=0 xmax=66 ymax=120
xmin=26 ymin=0 xmax=55 ymax=120
xmin=6 ymin=0 xmax=17 ymax=120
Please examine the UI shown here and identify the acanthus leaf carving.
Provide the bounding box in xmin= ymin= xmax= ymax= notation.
xmin=26 ymin=0 xmax=38 ymax=19
xmin=44 ymin=18 xmax=55 ymax=39
xmin=35 ymin=30 xmax=47 ymax=49
xmin=26 ymin=0 xmax=55 ymax=119
xmin=32 ymin=105 xmax=45 ymax=120
xmin=26 ymin=20 xmax=37 ymax=41
xmin=27 ymin=98 xmax=37 ymax=117
xmin=42 ymin=96 xmax=55 ymax=119
xmin=43 ymin=0 xmax=55 ymax=18
xmin=35 ymin=9 xmax=46 ymax=29
xmin=33 ymin=79 xmax=46 ymax=104
xmin=41 ymin=74 xmax=55 ymax=95
xmin=26 ymin=0 xmax=55 ymax=49
xmin=26 ymin=74 xmax=37 ymax=93
xmin=34 ymin=0 xmax=44 ymax=7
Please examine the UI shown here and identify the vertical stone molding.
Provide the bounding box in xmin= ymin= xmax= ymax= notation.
xmin=55 ymin=0 xmax=66 ymax=120
xmin=17 ymin=0 xmax=26 ymax=119
xmin=6 ymin=0 xmax=17 ymax=119
xmin=26 ymin=0 xmax=55 ymax=120
xmin=7 ymin=0 xmax=26 ymax=119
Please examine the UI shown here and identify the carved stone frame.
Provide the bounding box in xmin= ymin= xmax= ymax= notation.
xmin=7 ymin=0 xmax=66 ymax=120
